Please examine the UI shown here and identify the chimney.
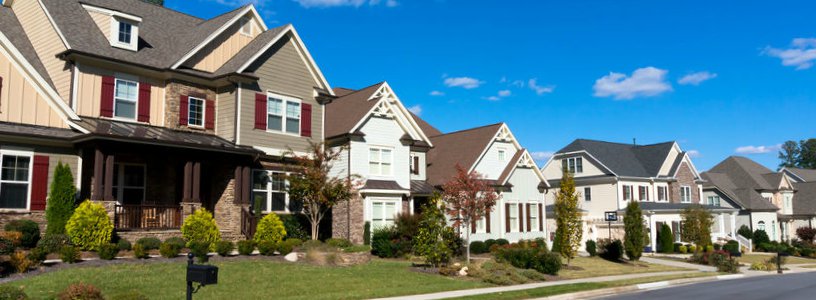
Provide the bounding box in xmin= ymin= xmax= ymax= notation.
xmin=632 ymin=138 xmax=637 ymax=146
xmin=2 ymin=0 xmax=14 ymax=8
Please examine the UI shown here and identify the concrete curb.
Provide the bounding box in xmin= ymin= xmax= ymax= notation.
xmin=539 ymin=274 xmax=746 ymax=300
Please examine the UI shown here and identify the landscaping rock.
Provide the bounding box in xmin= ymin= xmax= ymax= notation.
xmin=284 ymin=252 xmax=298 ymax=262
xmin=458 ymin=266 xmax=468 ymax=276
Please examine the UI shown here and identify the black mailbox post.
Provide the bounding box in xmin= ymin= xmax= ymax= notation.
xmin=186 ymin=253 xmax=218 ymax=300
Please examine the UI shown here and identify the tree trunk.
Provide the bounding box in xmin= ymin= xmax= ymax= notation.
xmin=311 ymin=221 xmax=319 ymax=240
xmin=466 ymin=222 xmax=471 ymax=263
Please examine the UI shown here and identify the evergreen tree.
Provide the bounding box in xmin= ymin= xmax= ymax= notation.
xmin=46 ymin=162 xmax=76 ymax=235
xmin=681 ymin=205 xmax=713 ymax=251
xmin=658 ymin=223 xmax=674 ymax=253
xmin=737 ymin=225 xmax=753 ymax=239
xmin=554 ymin=168 xmax=582 ymax=265
xmin=413 ymin=194 xmax=454 ymax=267
xmin=623 ymin=201 xmax=645 ymax=261
xmin=777 ymin=138 xmax=816 ymax=169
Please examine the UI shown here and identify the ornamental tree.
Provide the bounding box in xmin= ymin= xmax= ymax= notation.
xmin=286 ymin=142 xmax=358 ymax=240
xmin=623 ymin=201 xmax=645 ymax=261
xmin=554 ymin=168 xmax=582 ymax=265
xmin=46 ymin=162 xmax=76 ymax=235
xmin=681 ymin=205 xmax=713 ymax=250
xmin=441 ymin=164 xmax=500 ymax=263
xmin=413 ymin=194 xmax=454 ymax=267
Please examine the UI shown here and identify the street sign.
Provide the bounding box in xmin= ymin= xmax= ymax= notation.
xmin=605 ymin=211 xmax=618 ymax=222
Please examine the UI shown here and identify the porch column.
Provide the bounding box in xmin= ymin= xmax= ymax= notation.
xmin=103 ymin=154 xmax=114 ymax=201
xmin=719 ymin=213 xmax=725 ymax=236
xmin=730 ymin=213 xmax=737 ymax=237
xmin=91 ymin=149 xmax=104 ymax=200
xmin=192 ymin=162 xmax=201 ymax=202
xmin=648 ymin=213 xmax=656 ymax=253
xmin=241 ymin=166 xmax=251 ymax=205
xmin=183 ymin=161 xmax=192 ymax=202
xmin=233 ymin=166 xmax=243 ymax=204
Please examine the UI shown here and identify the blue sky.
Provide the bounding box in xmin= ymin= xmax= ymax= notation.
xmin=169 ymin=0 xmax=816 ymax=171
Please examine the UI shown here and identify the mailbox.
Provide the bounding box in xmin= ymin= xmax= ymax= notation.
xmin=187 ymin=264 xmax=218 ymax=285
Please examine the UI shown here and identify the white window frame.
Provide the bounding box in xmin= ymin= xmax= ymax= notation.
xmin=509 ymin=204 xmax=519 ymax=232
xmin=112 ymin=163 xmax=146 ymax=205
xmin=638 ymin=186 xmax=649 ymax=202
xmin=476 ymin=216 xmax=487 ymax=233
xmin=758 ymin=221 xmax=765 ymax=231
xmin=529 ymin=203 xmax=539 ymax=232
xmin=622 ymin=185 xmax=633 ymax=201
xmin=113 ymin=77 xmax=139 ymax=121
xmin=187 ymin=96 xmax=205 ymax=128
xmin=707 ymin=195 xmax=721 ymax=207
xmin=657 ymin=186 xmax=669 ymax=202
xmin=240 ymin=18 xmax=253 ymax=36
xmin=109 ymin=17 xmax=139 ymax=51
xmin=252 ymin=170 xmax=293 ymax=213
xmin=266 ymin=92 xmax=301 ymax=136
xmin=563 ymin=157 xmax=583 ymax=173
xmin=0 ymin=149 xmax=33 ymax=211
xmin=498 ymin=148 xmax=507 ymax=162
xmin=370 ymin=198 xmax=400 ymax=230
xmin=584 ymin=187 xmax=591 ymax=201
xmin=680 ymin=186 xmax=692 ymax=203
xmin=368 ymin=146 xmax=394 ymax=177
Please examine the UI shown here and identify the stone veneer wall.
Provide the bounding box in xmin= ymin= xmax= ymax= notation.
xmin=0 ymin=212 xmax=46 ymax=234
xmin=332 ymin=195 xmax=365 ymax=244
xmin=211 ymin=164 xmax=245 ymax=241
xmin=164 ymin=81 xmax=217 ymax=133
xmin=669 ymin=162 xmax=700 ymax=204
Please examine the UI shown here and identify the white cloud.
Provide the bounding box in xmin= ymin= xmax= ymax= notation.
xmin=735 ymin=144 xmax=782 ymax=154
xmin=407 ymin=105 xmax=422 ymax=115
xmin=678 ymin=71 xmax=717 ymax=85
xmin=530 ymin=151 xmax=555 ymax=163
xmin=764 ymin=38 xmax=816 ymax=70
xmin=498 ymin=90 xmax=512 ymax=97
xmin=484 ymin=90 xmax=512 ymax=101
xmin=528 ymin=78 xmax=555 ymax=95
xmin=593 ymin=67 xmax=672 ymax=100
xmin=444 ymin=77 xmax=484 ymax=89
xmin=687 ymin=150 xmax=701 ymax=158
xmin=429 ymin=90 xmax=445 ymax=96
xmin=294 ymin=0 xmax=397 ymax=8
xmin=485 ymin=96 xmax=500 ymax=101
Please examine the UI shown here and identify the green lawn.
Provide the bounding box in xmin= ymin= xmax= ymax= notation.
xmin=738 ymin=254 xmax=816 ymax=265
xmin=558 ymin=257 xmax=689 ymax=279
xmin=0 ymin=259 xmax=488 ymax=300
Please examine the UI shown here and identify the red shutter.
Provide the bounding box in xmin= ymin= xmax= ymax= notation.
xmin=205 ymin=99 xmax=215 ymax=130
xmin=519 ymin=203 xmax=524 ymax=232
xmin=486 ymin=212 xmax=491 ymax=233
xmin=30 ymin=155 xmax=49 ymax=211
xmin=526 ymin=203 xmax=532 ymax=232
xmin=137 ymin=82 xmax=151 ymax=123
xmin=505 ymin=203 xmax=511 ymax=233
xmin=100 ymin=76 xmax=115 ymax=117
xmin=539 ymin=204 xmax=543 ymax=231
xmin=254 ymin=93 xmax=266 ymax=129
xmin=179 ymin=95 xmax=188 ymax=126
xmin=300 ymin=103 xmax=312 ymax=137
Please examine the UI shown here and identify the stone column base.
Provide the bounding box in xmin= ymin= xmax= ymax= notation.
xmin=181 ymin=202 xmax=203 ymax=220
xmin=91 ymin=200 xmax=117 ymax=226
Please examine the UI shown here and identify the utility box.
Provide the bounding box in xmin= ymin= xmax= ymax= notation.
xmin=187 ymin=264 xmax=218 ymax=285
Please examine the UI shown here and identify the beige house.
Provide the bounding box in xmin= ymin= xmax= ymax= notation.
xmin=0 ymin=0 xmax=334 ymax=241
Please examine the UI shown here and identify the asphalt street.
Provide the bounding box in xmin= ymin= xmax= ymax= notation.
xmin=600 ymin=272 xmax=816 ymax=300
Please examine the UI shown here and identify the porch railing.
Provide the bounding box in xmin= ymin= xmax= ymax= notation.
xmin=241 ymin=207 xmax=257 ymax=239
xmin=115 ymin=204 xmax=182 ymax=230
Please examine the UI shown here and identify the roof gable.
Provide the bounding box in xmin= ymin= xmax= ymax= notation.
xmin=781 ymin=167 xmax=816 ymax=183
xmin=556 ymin=139 xmax=676 ymax=178
xmin=708 ymin=156 xmax=775 ymax=190
xmin=497 ymin=149 xmax=549 ymax=187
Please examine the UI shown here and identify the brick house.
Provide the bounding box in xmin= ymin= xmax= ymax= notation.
xmin=0 ymin=0 xmax=334 ymax=241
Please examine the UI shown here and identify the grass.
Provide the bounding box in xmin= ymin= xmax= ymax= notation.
xmin=738 ymin=254 xmax=816 ymax=265
xmin=0 ymin=259 xmax=488 ymax=300
xmin=451 ymin=272 xmax=719 ymax=300
xmin=557 ymin=257 xmax=689 ymax=279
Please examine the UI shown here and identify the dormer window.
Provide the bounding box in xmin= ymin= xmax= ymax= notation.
xmin=118 ymin=22 xmax=133 ymax=44
xmin=83 ymin=4 xmax=143 ymax=52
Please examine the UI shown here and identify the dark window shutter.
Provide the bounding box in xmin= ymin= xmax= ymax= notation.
xmin=0 ymin=76 xmax=3 ymax=110
xmin=539 ymin=204 xmax=543 ymax=231
xmin=519 ymin=203 xmax=524 ymax=232
xmin=205 ymin=99 xmax=215 ymax=129
xmin=412 ymin=156 xmax=420 ymax=175
xmin=486 ymin=212 xmax=491 ymax=233
xmin=254 ymin=93 xmax=266 ymax=129
xmin=301 ymin=103 xmax=312 ymax=137
xmin=179 ymin=95 xmax=189 ymax=126
xmin=30 ymin=155 xmax=49 ymax=211
xmin=241 ymin=167 xmax=251 ymax=204
xmin=233 ymin=166 xmax=243 ymax=204
xmin=471 ymin=219 xmax=476 ymax=234
xmin=526 ymin=203 xmax=532 ymax=232
xmin=100 ymin=76 xmax=115 ymax=117
xmin=505 ymin=203 xmax=511 ymax=233
xmin=137 ymin=82 xmax=151 ymax=122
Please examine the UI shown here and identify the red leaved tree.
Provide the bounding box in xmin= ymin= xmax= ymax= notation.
xmin=442 ymin=164 xmax=501 ymax=262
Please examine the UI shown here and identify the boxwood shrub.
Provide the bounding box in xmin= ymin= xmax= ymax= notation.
xmin=98 ymin=243 xmax=119 ymax=260
xmin=136 ymin=237 xmax=161 ymax=250
xmin=237 ymin=240 xmax=255 ymax=255
xmin=470 ymin=241 xmax=488 ymax=254
xmin=4 ymin=219 xmax=41 ymax=248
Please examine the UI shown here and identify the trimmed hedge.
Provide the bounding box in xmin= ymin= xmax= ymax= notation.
xmin=470 ymin=241 xmax=488 ymax=254
xmin=98 ymin=243 xmax=119 ymax=260
xmin=136 ymin=237 xmax=161 ymax=250
xmin=5 ymin=219 xmax=41 ymax=248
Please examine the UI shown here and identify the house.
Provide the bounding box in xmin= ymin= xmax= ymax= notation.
xmin=425 ymin=123 xmax=550 ymax=243
xmin=0 ymin=0 xmax=333 ymax=241
xmin=780 ymin=167 xmax=816 ymax=228
xmin=541 ymin=139 xmax=738 ymax=251
xmin=325 ymin=82 xmax=436 ymax=244
xmin=703 ymin=157 xmax=811 ymax=242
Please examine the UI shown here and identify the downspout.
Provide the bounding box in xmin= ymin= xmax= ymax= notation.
xmin=347 ymin=143 xmax=351 ymax=240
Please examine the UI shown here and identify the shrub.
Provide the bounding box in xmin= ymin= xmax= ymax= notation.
xmin=237 ymin=240 xmax=255 ymax=255
xmin=395 ymin=212 xmax=421 ymax=239
xmin=257 ymin=240 xmax=277 ymax=256
xmin=135 ymin=237 xmax=161 ymax=250
xmin=60 ymin=245 xmax=80 ymax=263
xmin=98 ymin=243 xmax=119 ymax=260
xmin=0 ymin=237 xmax=14 ymax=255
xmin=181 ymin=208 xmax=221 ymax=250
xmin=470 ymin=241 xmax=488 ymax=254
xmin=371 ymin=226 xmax=402 ymax=258
xmin=254 ymin=213 xmax=286 ymax=244
xmin=189 ymin=241 xmax=210 ymax=263
xmin=27 ymin=247 xmax=48 ymax=264
xmin=0 ymin=286 xmax=27 ymax=300
xmin=679 ymin=245 xmax=688 ymax=254
xmin=326 ymin=238 xmax=352 ymax=248
xmin=363 ymin=221 xmax=371 ymax=245
xmin=713 ymin=243 xmax=722 ymax=251
xmin=585 ymin=240 xmax=597 ymax=257
xmin=715 ymin=255 xmax=740 ymax=274
xmin=10 ymin=251 xmax=32 ymax=273
xmin=57 ymin=283 xmax=103 ymax=300
xmin=658 ymin=224 xmax=674 ymax=253
xmin=496 ymin=239 xmax=510 ymax=246
xmin=65 ymin=200 xmax=113 ymax=251
xmin=278 ymin=240 xmax=294 ymax=255
xmin=159 ymin=242 xmax=180 ymax=258
xmin=46 ymin=162 xmax=76 ymax=235
xmin=796 ymin=227 xmax=816 ymax=243
xmin=623 ymin=201 xmax=645 ymax=261
xmin=533 ymin=238 xmax=548 ymax=251
xmin=533 ymin=251 xmax=562 ymax=275
xmin=689 ymin=245 xmax=698 ymax=253
xmin=5 ymin=220 xmax=40 ymax=248
xmin=117 ymin=239 xmax=132 ymax=251
xmin=705 ymin=245 xmax=714 ymax=253
xmin=484 ymin=239 xmax=497 ymax=250
xmin=493 ymin=245 xmax=562 ymax=275
xmin=216 ymin=241 xmax=234 ymax=256
xmin=302 ymin=239 xmax=325 ymax=250
xmin=673 ymin=243 xmax=683 ymax=253
xmin=37 ymin=234 xmax=70 ymax=253
xmin=286 ymin=238 xmax=303 ymax=247
xmin=163 ymin=237 xmax=186 ymax=250
xmin=598 ymin=239 xmax=623 ymax=261
xmin=737 ymin=225 xmax=753 ymax=239
xmin=753 ymin=230 xmax=770 ymax=248
xmin=133 ymin=243 xmax=149 ymax=259
xmin=279 ymin=214 xmax=308 ymax=240
xmin=0 ymin=231 xmax=22 ymax=247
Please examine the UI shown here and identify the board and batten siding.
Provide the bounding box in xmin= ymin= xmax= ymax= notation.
xmin=186 ymin=18 xmax=262 ymax=72
xmin=13 ymin=0 xmax=71 ymax=102
xmin=349 ymin=116 xmax=411 ymax=189
xmin=0 ymin=48 xmax=66 ymax=128
xmin=215 ymin=86 xmax=236 ymax=141
xmin=74 ymin=64 xmax=165 ymax=125
xmin=238 ymin=36 xmax=323 ymax=153
xmin=473 ymin=140 xmax=516 ymax=180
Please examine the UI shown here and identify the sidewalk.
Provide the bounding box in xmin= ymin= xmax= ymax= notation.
xmin=640 ymin=256 xmax=716 ymax=272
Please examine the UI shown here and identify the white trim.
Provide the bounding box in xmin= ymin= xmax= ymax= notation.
xmin=367 ymin=146 xmax=394 ymax=178
xmin=112 ymin=77 xmax=139 ymax=120
xmin=75 ymin=152 xmax=83 ymax=192
xmin=680 ymin=185 xmax=692 ymax=203
xmin=71 ymin=63 xmax=79 ymax=112
xmin=80 ymin=4 xmax=143 ymax=22
xmin=345 ymin=83 xmax=433 ymax=146
xmin=498 ymin=149 xmax=549 ymax=187
xmin=360 ymin=189 xmax=410 ymax=195
xmin=0 ymin=149 xmax=34 ymax=211
xmin=265 ymin=91 xmax=301 ymax=135
xmin=252 ymin=169 xmax=293 ymax=213
xmin=252 ymin=145 xmax=308 ymax=157
xmin=239 ymin=18 xmax=253 ymax=37
xmin=469 ymin=123 xmax=521 ymax=175
xmin=38 ymin=0 xmax=71 ymax=49
xmin=236 ymin=82 xmax=242 ymax=145
xmin=109 ymin=17 xmax=139 ymax=52
xmin=171 ymin=5 xmax=268 ymax=69
xmin=186 ymin=96 xmax=206 ymax=128
xmin=161 ymin=80 xmax=167 ymax=127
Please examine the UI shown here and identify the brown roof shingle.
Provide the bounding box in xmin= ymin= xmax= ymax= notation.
xmin=324 ymin=82 xmax=385 ymax=139
xmin=426 ymin=123 xmax=503 ymax=186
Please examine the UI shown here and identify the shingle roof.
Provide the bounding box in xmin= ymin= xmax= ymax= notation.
xmin=426 ymin=123 xmax=503 ymax=186
xmin=362 ymin=180 xmax=408 ymax=191
xmin=0 ymin=5 xmax=54 ymax=89
xmin=324 ymin=83 xmax=386 ymax=139
xmin=557 ymin=139 xmax=676 ymax=177
xmin=701 ymin=157 xmax=782 ymax=212
xmin=785 ymin=167 xmax=816 ymax=183
xmin=410 ymin=180 xmax=436 ymax=195
xmin=637 ymin=202 xmax=737 ymax=212
xmin=708 ymin=156 xmax=775 ymax=190
xmin=793 ymin=182 xmax=816 ymax=216
xmin=0 ymin=121 xmax=81 ymax=140
xmin=410 ymin=112 xmax=443 ymax=137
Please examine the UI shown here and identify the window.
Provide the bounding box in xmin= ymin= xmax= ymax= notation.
xmin=109 ymin=17 xmax=139 ymax=51
xmin=529 ymin=204 xmax=538 ymax=231
xmin=764 ymin=196 xmax=772 ymax=202
xmin=584 ymin=187 xmax=591 ymax=201
xmin=498 ymin=149 xmax=506 ymax=161
xmin=707 ymin=196 xmax=721 ymax=206
xmin=112 ymin=164 xmax=145 ymax=205
xmin=118 ymin=22 xmax=132 ymax=44
xmin=252 ymin=170 xmax=299 ymax=213
xmin=509 ymin=204 xmax=519 ymax=232
xmin=476 ymin=217 xmax=486 ymax=233
xmin=622 ymin=185 xmax=633 ymax=201
xmin=0 ymin=152 xmax=31 ymax=209
xmin=371 ymin=200 xmax=397 ymax=229
xmin=657 ymin=186 xmax=668 ymax=202
xmin=266 ymin=93 xmax=300 ymax=134
xmin=368 ymin=147 xmax=393 ymax=176
xmin=410 ymin=154 xmax=420 ymax=175
xmin=562 ymin=157 xmax=583 ymax=173
xmin=114 ymin=78 xmax=138 ymax=119
xmin=638 ymin=186 xmax=649 ymax=201
xmin=680 ymin=186 xmax=691 ymax=203
xmin=784 ymin=194 xmax=793 ymax=211
xmin=758 ymin=221 xmax=765 ymax=231
xmin=188 ymin=97 xmax=204 ymax=127
xmin=240 ymin=18 xmax=253 ymax=36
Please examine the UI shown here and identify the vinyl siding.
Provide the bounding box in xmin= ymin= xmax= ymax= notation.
xmin=0 ymin=47 xmax=66 ymax=128
xmin=546 ymin=182 xmax=619 ymax=220
xmin=541 ymin=154 xmax=607 ymax=179
xmin=349 ymin=116 xmax=411 ymax=189
xmin=215 ymin=86 xmax=236 ymax=141
xmin=86 ymin=9 xmax=111 ymax=41
xmin=74 ymin=64 xmax=165 ymax=125
xmin=13 ymin=0 xmax=71 ymax=102
xmin=238 ymin=36 xmax=323 ymax=153
xmin=473 ymin=140 xmax=516 ymax=179
xmin=471 ymin=167 xmax=546 ymax=242
xmin=410 ymin=151 xmax=426 ymax=180
xmin=186 ymin=18 xmax=261 ymax=72
xmin=657 ymin=146 xmax=681 ymax=176
xmin=329 ymin=146 xmax=349 ymax=179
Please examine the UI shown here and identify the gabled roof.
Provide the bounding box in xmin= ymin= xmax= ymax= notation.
xmin=426 ymin=123 xmax=503 ymax=186
xmin=213 ymin=24 xmax=291 ymax=76
xmin=410 ymin=111 xmax=443 ymax=137
xmin=556 ymin=139 xmax=677 ymax=178
xmin=496 ymin=149 xmax=550 ymax=188
xmin=708 ymin=156 xmax=775 ymax=190
xmin=0 ymin=5 xmax=54 ymax=89
xmin=792 ymin=182 xmax=816 ymax=216
xmin=702 ymin=172 xmax=778 ymax=211
xmin=782 ymin=167 xmax=816 ymax=183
